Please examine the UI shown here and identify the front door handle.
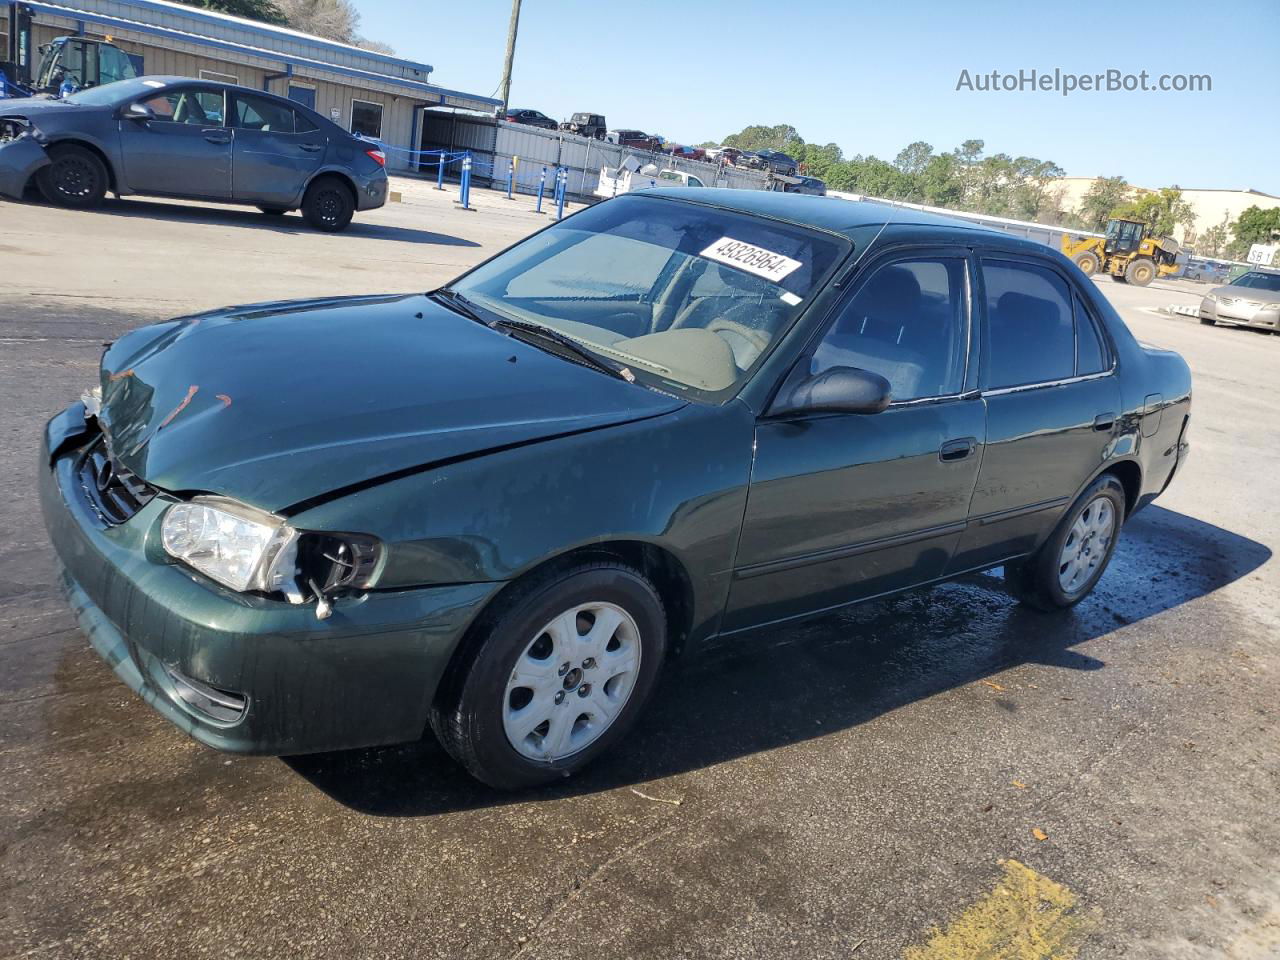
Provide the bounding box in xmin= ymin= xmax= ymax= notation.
xmin=1093 ymin=413 xmax=1117 ymax=432
xmin=299 ymin=143 xmax=322 ymax=153
xmin=202 ymin=129 xmax=230 ymax=144
xmin=939 ymin=438 xmax=976 ymax=463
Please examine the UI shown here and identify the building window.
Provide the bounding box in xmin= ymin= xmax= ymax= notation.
xmin=287 ymin=83 xmax=316 ymax=110
xmin=350 ymin=98 xmax=383 ymax=140
xmin=199 ymin=69 xmax=239 ymax=85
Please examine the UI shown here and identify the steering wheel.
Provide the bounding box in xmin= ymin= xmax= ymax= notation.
xmin=706 ymin=302 xmax=775 ymax=369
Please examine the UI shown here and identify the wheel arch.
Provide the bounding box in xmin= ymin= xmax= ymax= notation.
xmin=1093 ymin=458 xmax=1142 ymax=518
xmin=302 ymin=168 xmax=357 ymax=204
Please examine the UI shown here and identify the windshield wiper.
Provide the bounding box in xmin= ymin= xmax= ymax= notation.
xmin=429 ymin=288 xmax=489 ymax=326
xmin=488 ymin=318 xmax=635 ymax=382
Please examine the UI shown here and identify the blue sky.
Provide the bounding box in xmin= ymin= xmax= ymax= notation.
xmin=360 ymin=0 xmax=1280 ymax=195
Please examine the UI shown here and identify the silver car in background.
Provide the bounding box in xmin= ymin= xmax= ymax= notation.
xmin=1200 ymin=270 xmax=1280 ymax=332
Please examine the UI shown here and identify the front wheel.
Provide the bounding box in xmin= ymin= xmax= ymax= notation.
xmin=431 ymin=561 xmax=668 ymax=790
xmin=36 ymin=143 xmax=108 ymax=208
xmin=301 ymin=176 xmax=354 ymax=231
xmin=1073 ymin=252 xmax=1100 ymax=276
xmin=1125 ymin=258 xmax=1156 ymax=286
xmin=1005 ymin=474 xmax=1126 ymax=611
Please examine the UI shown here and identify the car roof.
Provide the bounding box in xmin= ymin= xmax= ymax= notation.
xmin=637 ymin=188 xmax=1027 ymax=245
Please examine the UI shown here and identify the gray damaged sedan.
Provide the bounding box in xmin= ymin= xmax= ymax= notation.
xmin=0 ymin=76 xmax=387 ymax=231
xmin=1199 ymin=270 xmax=1280 ymax=332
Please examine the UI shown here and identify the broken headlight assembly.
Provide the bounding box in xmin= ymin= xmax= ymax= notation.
xmin=160 ymin=497 xmax=381 ymax=618
xmin=0 ymin=116 xmax=32 ymax=144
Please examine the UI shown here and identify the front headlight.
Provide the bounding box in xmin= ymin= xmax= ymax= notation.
xmin=161 ymin=498 xmax=297 ymax=593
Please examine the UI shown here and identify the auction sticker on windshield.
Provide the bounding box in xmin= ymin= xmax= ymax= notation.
xmin=700 ymin=237 xmax=802 ymax=283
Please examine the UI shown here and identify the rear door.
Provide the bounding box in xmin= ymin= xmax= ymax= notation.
xmin=118 ymin=86 xmax=231 ymax=199
xmin=948 ymin=253 xmax=1121 ymax=572
xmin=228 ymin=91 xmax=326 ymax=207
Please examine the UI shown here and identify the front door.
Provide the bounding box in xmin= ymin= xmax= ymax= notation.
xmin=229 ymin=91 xmax=327 ymax=207
xmin=724 ymin=253 xmax=985 ymax=632
xmin=948 ymin=255 xmax=1121 ymax=572
xmin=119 ymin=86 xmax=231 ymax=199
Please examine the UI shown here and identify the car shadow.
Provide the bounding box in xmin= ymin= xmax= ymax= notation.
xmin=62 ymin=197 xmax=481 ymax=246
xmin=285 ymin=505 xmax=1271 ymax=815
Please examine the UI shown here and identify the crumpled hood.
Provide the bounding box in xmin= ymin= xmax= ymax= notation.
xmin=97 ymin=294 xmax=684 ymax=512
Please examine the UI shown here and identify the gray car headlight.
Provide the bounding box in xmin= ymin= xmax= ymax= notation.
xmin=161 ymin=498 xmax=298 ymax=593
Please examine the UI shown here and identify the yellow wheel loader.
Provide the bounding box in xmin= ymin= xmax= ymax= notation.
xmin=1061 ymin=218 xmax=1182 ymax=287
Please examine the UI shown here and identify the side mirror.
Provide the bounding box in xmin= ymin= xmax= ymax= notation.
xmin=768 ymin=366 xmax=893 ymax=418
xmin=122 ymin=101 xmax=155 ymax=122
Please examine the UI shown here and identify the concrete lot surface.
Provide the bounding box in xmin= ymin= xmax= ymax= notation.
xmin=1 ymin=184 xmax=1278 ymax=959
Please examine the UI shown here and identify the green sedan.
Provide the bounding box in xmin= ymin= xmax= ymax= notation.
xmin=40 ymin=190 xmax=1192 ymax=789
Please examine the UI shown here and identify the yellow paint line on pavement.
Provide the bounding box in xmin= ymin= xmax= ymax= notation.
xmin=903 ymin=859 xmax=1095 ymax=960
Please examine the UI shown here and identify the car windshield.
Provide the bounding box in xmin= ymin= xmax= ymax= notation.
xmin=449 ymin=194 xmax=849 ymax=401
xmin=1231 ymin=272 xmax=1280 ymax=292
xmin=64 ymin=77 xmax=162 ymax=106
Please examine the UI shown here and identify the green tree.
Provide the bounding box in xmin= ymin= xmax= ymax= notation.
xmin=1077 ymin=176 xmax=1130 ymax=232
xmin=1111 ymin=186 xmax=1195 ymax=237
xmin=918 ymin=154 xmax=963 ymax=207
xmin=1197 ymin=215 xmax=1230 ymax=258
xmin=1230 ymin=205 xmax=1280 ymax=246
xmin=893 ymin=141 xmax=933 ymax=176
xmin=171 ymin=0 xmax=287 ymax=24
xmin=721 ymin=124 xmax=804 ymax=153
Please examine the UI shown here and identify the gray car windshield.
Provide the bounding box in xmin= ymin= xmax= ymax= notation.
xmin=1231 ymin=272 xmax=1280 ymax=293
xmin=449 ymin=194 xmax=848 ymax=400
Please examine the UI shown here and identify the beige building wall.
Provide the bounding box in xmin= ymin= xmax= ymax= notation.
xmin=1051 ymin=175 xmax=1280 ymax=246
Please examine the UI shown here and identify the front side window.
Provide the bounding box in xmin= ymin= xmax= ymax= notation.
xmin=142 ymin=89 xmax=225 ymax=126
xmin=983 ymin=260 xmax=1078 ymax=388
xmin=810 ymin=258 xmax=968 ymax=402
xmin=350 ymin=99 xmax=383 ymax=139
xmin=232 ymin=93 xmax=295 ymax=133
xmin=450 ymin=194 xmax=848 ymax=400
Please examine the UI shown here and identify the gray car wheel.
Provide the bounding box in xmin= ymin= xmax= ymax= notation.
xmin=36 ymin=144 xmax=108 ymax=209
xmin=301 ymin=176 xmax=355 ymax=232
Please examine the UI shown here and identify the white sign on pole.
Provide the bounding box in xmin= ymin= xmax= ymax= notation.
xmin=1247 ymin=243 xmax=1278 ymax=267
xmin=330 ymin=107 xmax=342 ymax=122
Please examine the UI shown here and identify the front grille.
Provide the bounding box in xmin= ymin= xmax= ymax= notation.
xmin=1218 ymin=297 xmax=1238 ymax=306
xmin=77 ymin=436 xmax=158 ymax=525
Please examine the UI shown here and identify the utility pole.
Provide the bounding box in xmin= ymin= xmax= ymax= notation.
xmin=497 ymin=0 xmax=522 ymax=116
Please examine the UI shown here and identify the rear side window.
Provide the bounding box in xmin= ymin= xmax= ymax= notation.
xmin=1074 ymin=295 xmax=1109 ymax=375
xmin=231 ymin=93 xmax=295 ymax=133
xmin=294 ymin=110 xmax=319 ymax=134
xmin=982 ymin=260 xmax=1075 ymax=388
xmin=811 ymin=258 xmax=969 ymax=402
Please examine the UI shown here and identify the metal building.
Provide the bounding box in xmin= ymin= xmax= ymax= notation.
xmin=0 ymin=0 xmax=500 ymax=172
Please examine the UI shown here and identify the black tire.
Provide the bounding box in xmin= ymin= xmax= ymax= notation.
xmin=258 ymin=205 xmax=289 ymax=216
xmin=1005 ymin=474 xmax=1126 ymax=611
xmin=301 ymin=176 xmax=355 ymax=232
xmin=36 ymin=143 xmax=108 ymax=208
xmin=1073 ymin=252 xmax=1100 ymax=276
xmin=1199 ymin=316 xmax=1216 ymax=326
xmin=1125 ymin=258 xmax=1156 ymax=286
xmin=431 ymin=561 xmax=668 ymax=790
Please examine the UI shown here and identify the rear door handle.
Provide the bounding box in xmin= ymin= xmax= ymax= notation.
xmin=202 ymin=129 xmax=230 ymax=144
xmin=300 ymin=143 xmax=322 ymax=153
xmin=939 ymin=438 xmax=976 ymax=462
xmin=1093 ymin=413 xmax=1117 ymax=432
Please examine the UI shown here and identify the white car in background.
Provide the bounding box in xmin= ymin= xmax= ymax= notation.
xmin=595 ymin=161 xmax=707 ymax=198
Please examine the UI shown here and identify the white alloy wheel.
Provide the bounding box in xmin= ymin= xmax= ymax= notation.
xmin=1058 ymin=496 xmax=1116 ymax=595
xmin=502 ymin=602 xmax=642 ymax=762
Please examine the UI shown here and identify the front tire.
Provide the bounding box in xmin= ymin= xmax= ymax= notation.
xmin=1005 ymin=474 xmax=1126 ymax=611
xmin=36 ymin=143 xmax=107 ymax=208
xmin=301 ymin=176 xmax=354 ymax=231
xmin=1073 ymin=252 xmax=1100 ymax=276
xmin=431 ymin=561 xmax=668 ymax=790
xmin=1126 ymin=258 xmax=1156 ymax=286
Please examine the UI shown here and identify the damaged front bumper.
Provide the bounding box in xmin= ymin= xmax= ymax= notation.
xmin=0 ymin=121 xmax=49 ymax=199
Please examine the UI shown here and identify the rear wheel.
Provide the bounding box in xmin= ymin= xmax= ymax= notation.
xmin=1125 ymin=258 xmax=1156 ymax=286
xmin=301 ymin=176 xmax=354 ymax=232
xmin=1005 ymin=474 xmax=1126 ymax=611
xmin=36 ymin=143 xmax=107 ymax=208
xmin=431 ymin=561 xmax=668 ymax=790
xmin=1073 ymin=252 xmax=1100 ymax=276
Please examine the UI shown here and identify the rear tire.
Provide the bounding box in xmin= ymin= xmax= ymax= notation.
xmin=36 ymin=143 xmax=107 ymax=208
xmin=301 ymin=176 xmax=354 ymax=232
xmin=430 ymin=561 xmax=668 ymax=790
xmin=1125 ymin=258 xmax=1156 ymax=286
xmin=1073 ymin=252 xmax=1100 ymax=276
xmin=1005 ymin=474 xmax=1126 ymax=611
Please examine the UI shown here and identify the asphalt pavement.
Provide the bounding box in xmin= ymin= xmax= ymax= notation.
xmin=1 ymin=186 xmax=1278 ymax=959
